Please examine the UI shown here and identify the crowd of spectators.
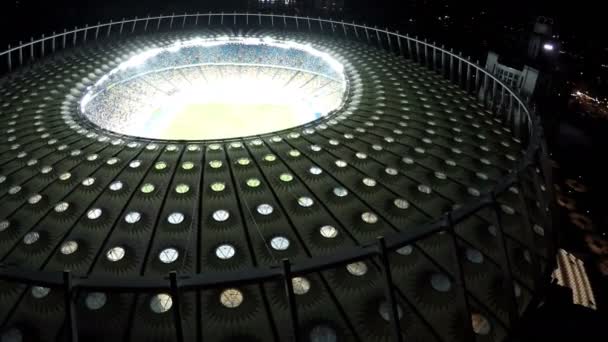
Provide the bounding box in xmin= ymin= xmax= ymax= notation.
xmin=81 ymin=39 xmax=347 ymax=136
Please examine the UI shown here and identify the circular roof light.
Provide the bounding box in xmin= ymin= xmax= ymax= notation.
xmin=215 ymin=244 xmax=236 ymax=260
xmin=212 ymin=210 xmax=230 ymax=222
xmin=60 ymin=240 xmax=79 ymax=255
xmin=430 ymin=273 xmax=452 ymax=292
xmin=54 ymin=202 xmax=69 ymax=213
xmin=150 ymin=293 xmax=173 ymax=313
xmin=140 ymin=183 xmax=155 ymax=193
xmin=471 ymin=313 xmax=491 ymax=335
xmin=246 ymin=178 xmax=261 ymax=188
xmin=23 ymin=232 xmax=40 ymax=245
xmin=320 ymin=225 xmax=338 ymax=238
xmin=394 ymin=198 xmax=410 ymax=209
xmin=270 ymin=236 xmax=290 ymax=251
xmin=175 ymin=184 xmax=190 ymax=194
xmin=85 ymin=292 xmax=107 ymax=310
xmin=297 ymin=197 xmax=314 ymax=207
xmin=256 ymin=204 xmax=274 ymax=215
xmin=167 ymin=212 xmax=185 ymax=225
xmin=292 ymin=277 xmax=311 ymax=295
xmin=220 ymin=288 xmax=244 ymax=308
xmin=106 ymin=246 xmax=125 ymax=262
xmin=31 ymin=286 xmax=50 ymax=299
xmin=124 ymin=211 xmax=141 ymax=224
xmin=0 ymin=220 xmax=10 ymax=232
xmin=28 ymin=194 xmax=42 ymax=204
xmin=109 ymin=181 xmax=123 ymax=191
xmin=361 ymin=212 xmax=378 ymax=224
xmin=87 ymin=208 xmax=102 ymax=220
xmin=280 ymin=173 xmax=294 ymax=182
xmin=210 ymin=182 xmax=226 ymax=192
xmin=159 ymin=248 xmax=179 ymax=264
xmin=346 ymin=261 xmax=368 ymax=276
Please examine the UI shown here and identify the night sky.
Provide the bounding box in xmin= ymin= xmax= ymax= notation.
xmin=0 ymin=0 xmax=604 ymax=97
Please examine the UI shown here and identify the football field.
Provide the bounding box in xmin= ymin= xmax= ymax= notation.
xmin=137 ymin=102 xmax=321 ymax=140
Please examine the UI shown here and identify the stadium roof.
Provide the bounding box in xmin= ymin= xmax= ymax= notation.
xmin=0 ymin=21 xmax=552 ymax=342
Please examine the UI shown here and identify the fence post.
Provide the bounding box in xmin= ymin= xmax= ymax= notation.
xmin=375 ymin=26 xmax=381 ymax=48
xmin=182 ymin=13 xmax=187 ymax=28
xmin=107 ymin=20 xmax=112 ymax=37
xmin=7 ymin=45 xmax=11 ymax=72
xmin=221 ymin=12 xmax=224 ymax=25
xmin=209 ymin=11 xmax=212 ymax=26
xmin=500 ymin=87 xmax=506 ymax=113
xmin=307 ymin=17 xmax=311 ymax=31
xmin=283 ymin=14 xmax=287 ymax=27
xmin=195 ymin=12 xmax=200 ymax=26
xmin=72 ymin=27 xmax=77 ymax=46
xmin=406 ymin=35 xmax=411 ymax=58
xmin=492 ymin=79 xmax=498 ymax=109
xmin=84 ymin=25 xmax=88 ymax=41
xmin=29 ymin=40 xmax=35 ymax=62
xmin=466 ymin=57 xmax=472 ymax=92
xmin=319 ymin=17 xmax=323 ymax=31
xmin=457 ymin=52 xmax=463 ymax=86
xmin=259 ymin=13 xmax=262 ymax=26
xmin=157 ymin=15 xmax=163 ymax=31
xmin=445 ymin=217 xmax=476 ymax=342
xmin=377 ymin=237 xmax=403 ymax=342
xmin=246 ymin=12 xmax=249 ymax=26
xmin=414 ymin=36 xmax=420 ymax=62
xmin=234 ymin=11 xmax=237 ymax=26
xmin=63 ymin=271 xmax=79 ymax=342
xmin=295 ymin=15 xmax=299 ymax=30
xmin=95 ymin=23 xmax=100 ymax=40
xmin=515 ymin=172 xmax=543 ymax=285
xmin=386 ymin=29 xmax=392 ymax=52
xmin=473 ymin=61 xmax=480 ymax=96
xmin=131 ymin=17 xmax=138 ymax=33
xmin=18 ymin=42 xmax=23 ymax=65
xmin=354 ymin=22 xmax=359 ymax=39
xmin=41 ymin=34 xmax=45 ymax=56
xmin=62 ymin=29 xmax=67 ymax=48
xmin=271 ymin=14 xmax=274 ymax=27
xmin=342 ymin=20 xmax=347 ymax=36
xmin=119 ymin=19 xmax=125 ymax=34
xmin=423 ymin=38 xmax=428 ymax=66
xmin=169 ymin=272 xmax=185 ymax=342
xmin=440 ymin=47 xmax=446 ymax=76
xmin=491 ymin=193 xmax=524 ymax=327
xmin=52 ymin=32 xmax=56 ymax=52
xmin=169 ymin=13 xmax=175 ymax=29
xmin=449 ymin=48 xmax=455 ymax=82
xmin=282 ymin=259 xmax=301 ymax=342
xmin=432 ymin=43 xmax=437 ymax=70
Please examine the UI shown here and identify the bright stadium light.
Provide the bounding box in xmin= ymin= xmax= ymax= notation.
xmin=80 ymin=37 xmax=348 ymax=141
xmin=543 ymin=43 xmax=554 ymax=51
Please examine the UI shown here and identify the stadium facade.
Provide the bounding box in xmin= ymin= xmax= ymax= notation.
xmin=0 ymin=13 xmax=555 ymax=342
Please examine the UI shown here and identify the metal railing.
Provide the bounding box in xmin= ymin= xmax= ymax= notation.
xmin=0 ymin=13 xmax=554 ymax=342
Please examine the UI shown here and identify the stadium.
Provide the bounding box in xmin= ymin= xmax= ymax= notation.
xmin=0 ymin=13 xmax=554 ymax=342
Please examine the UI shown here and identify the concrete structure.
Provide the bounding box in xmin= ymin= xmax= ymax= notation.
xmin=485 ymin=51 xmax=540 ymax=100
